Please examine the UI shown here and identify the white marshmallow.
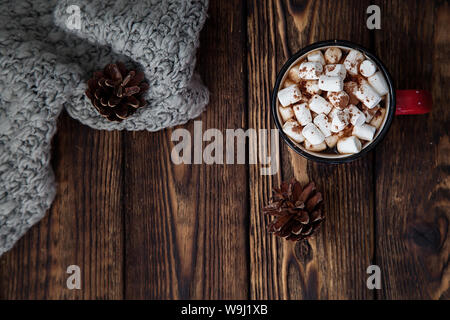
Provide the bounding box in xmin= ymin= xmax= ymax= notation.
xmin=279 ymin=106 xmax=294 ymax=122
xmin=368 ymin=71 xmax=389 ymax=96
xmin=324 ymin=47 xmax=342 ymax=64
xmin=347 ymin=104 xmax=366 ymax=126
xmin=313 ymin=113 xmax=332 ymax=137
xmin=302 ymin=123 xmax=325 ymax=145
xmin=355 ymin=75 xmax=369 ymax=86
xmin=283 ymin=78 xmax=296 ymax=88
xmin=330 ymin=108 xmax=349 ymax=133
xmin=307 ymin=50 xmax=326 ymax=65
xmin=361 ymin=104 xmax=380 ymax=122
xmin=324 ymin=64 xmax=347 ymax=79
xmin=352 ymin=123 xmax=376 ymax=141
xmin=325 ymin=135 xmax=339 ymax=148
xmin=370 ymin=107 xmax=386 ymax=129
xmin=282 ymin=120 xmax=305 ymax=143
xmin=288 ymin=63 xmax=302 ymax=82
xmin=318 ymin=75 xmax=344 ymax=92
xmin=277 ymin=84 xmax=302 ymax=107
xmin=343 ymin=81 xmax=360 ymax=105
xmin=304 ymin=80 xmax=322 ymax=95
xmin=327 ymin=91 xmax=350 ymax=109
xmin=293 ymin=103 xmax=312 ymax=126
xmin=337 ymin=136 xmax=362 ymax=154
xmin=309 ymin=94 xmax=332 ymax=115
xmin=298 ymin=61 xmax=323 ymax=80
xmin=354 ymin=83 xmax=382 ymax=109
xmin=305 ymin=140 xmax=327 ymax=152
xmin=359 ymin=60 xmax=376 ymax=77
xmin=343 ymin=50 xmax=365 ymax=76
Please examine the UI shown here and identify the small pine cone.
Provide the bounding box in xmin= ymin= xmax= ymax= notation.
xmin=85 ymin=62 xmax=149 ymax=122
xmin=262 ymin=179 xmax=324 ymax=241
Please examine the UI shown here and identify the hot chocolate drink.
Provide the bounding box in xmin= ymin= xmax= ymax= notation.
xmin=277 ymin=46 xmax=389 ymax=155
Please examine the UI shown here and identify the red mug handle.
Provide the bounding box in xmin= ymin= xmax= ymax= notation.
xmin=395 ymin=90 xmax=432 ymax=115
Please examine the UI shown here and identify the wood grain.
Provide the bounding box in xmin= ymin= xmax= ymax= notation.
xmin=247 ymin=0 xmax=283 ymax=300
xmin=248 ymin=0 xmax=375 ymax=300
xmin=303 ymin=0 xmax=375 ymax=301
xmin=123 ymin=0 xmax=249 ymax=299
xmin=0 ymin=113 xmax=124 ymax=299
xmin=0 ymin=0 xmax=448 ymax=300
xmin=374 ymin=0 xmax=450 ymax=299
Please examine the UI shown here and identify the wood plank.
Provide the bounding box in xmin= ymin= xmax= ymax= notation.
xmin=248 ymin=0 xmax=375 ymax=299
xmin=247 ymin=0 xmax=283 ymax=300
xmin=123 ymin=0 xmax=249 ymax=299
xmin=374 ymin=0 xmax=449 ymax=299
xmin=0 ymin=113 xmax=124 ymax=299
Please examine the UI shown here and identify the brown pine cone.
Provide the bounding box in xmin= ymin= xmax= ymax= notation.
xmin=85 ymin=62 xmax=149 ymax=122
xmin=263 ymin=179 xmax=324 ymax=241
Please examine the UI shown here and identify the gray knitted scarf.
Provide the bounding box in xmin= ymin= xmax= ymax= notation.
xmin=0 ymin=0 xmax=209 ymax=256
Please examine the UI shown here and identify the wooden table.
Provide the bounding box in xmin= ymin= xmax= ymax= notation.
xmin=0 ymin=0 xmax=448 ymax=300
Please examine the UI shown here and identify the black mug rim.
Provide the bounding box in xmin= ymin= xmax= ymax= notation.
xmin=271 ymin=40 xmax=396 ymax=164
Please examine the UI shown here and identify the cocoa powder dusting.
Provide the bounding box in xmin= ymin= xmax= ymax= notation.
xmin=292 ymin=125 xmax=302 ymax=133
xmin=297 ymin=80 xmax=312 ymax=99
xmin=341 ymin=125 xmax=353 ymax=138
xmin=279 ymin=48 xmax=387 ymax=156
xmin=339 ymin=95 xmax=349 ymax=108
xmin=303 ymin=92 xmax=312 ymax=100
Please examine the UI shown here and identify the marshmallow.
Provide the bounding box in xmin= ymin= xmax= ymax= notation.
xmin=352 ymin=123 xmax=376 ymax=141
xmin=324 ymin=64 xmax=347 ymax=79
xmin=288 ymin=63 xmax=302 ymax=82
xmin=354 ymin=83 xmax=382 ymax=109
xmin=293 ymin=103 xmax=312 ymax=126
xmin=283 ymin=78 xmax=296 ymax=88
xmin=343 ymin=49 xmax=365 ymax=76
xmin=330 ymin=108 xmax=349 ymax=133
xmin=325 ymin=134 xmax=339 ymax=148
xmin=347 ymin=104 xmax=366 ymax=126
xmin=337 ymin=136 xmax=362 ymax=154
xmin=302 ymin=123 xmax=325 ymax=145
xmin=359 ymin=60 xmax=376 ymax=77
xmin=370 ymin=107 xmax=387 ymax=129
xmin=324 ymin=47 xmax=342 ymax=64
xmin=361 ymin=104 xmax=380 ymax=122
xmin=304 ymin=80 xmax=322 ymax=95
xmin=354 ymin=75 xmax=369 ymax=86
xmin=282 ymin=120 xmax=305 ymax=143
xmin=307 ymin=50 xmax=326 ymax=65
xmin=309 ymin=94 xmax=332 ymax=115
xmin=327 ymin=91 xmax=350 ymax=109
xmin=368 ymin=71 xmax=389 ymax=96
xmin=343 ymin=81 xmax=360 ymax=105
xmin=305 ymin=140 xmax=327 ymax=152
xmin=278 ymin=84 xmax=302 ymax=107
xmin=318 ymin=75 xmax=344 ymax=92
xmin=298 ymin=61 xmax=323 ymax=80
xmin=313 ymin=113 xmax=332 ymax=137
xmin=279 ymin=106 xmax=294 ymax=122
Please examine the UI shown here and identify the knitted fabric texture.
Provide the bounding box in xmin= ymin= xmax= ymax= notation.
xmin=0 ymin=0 xmax=209 ymax=256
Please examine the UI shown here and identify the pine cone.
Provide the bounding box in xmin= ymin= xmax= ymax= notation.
xmin=263 ymin=179 xmax=324 ymax=241
xmin=85 ymin=62 xmax=149 ymax=122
